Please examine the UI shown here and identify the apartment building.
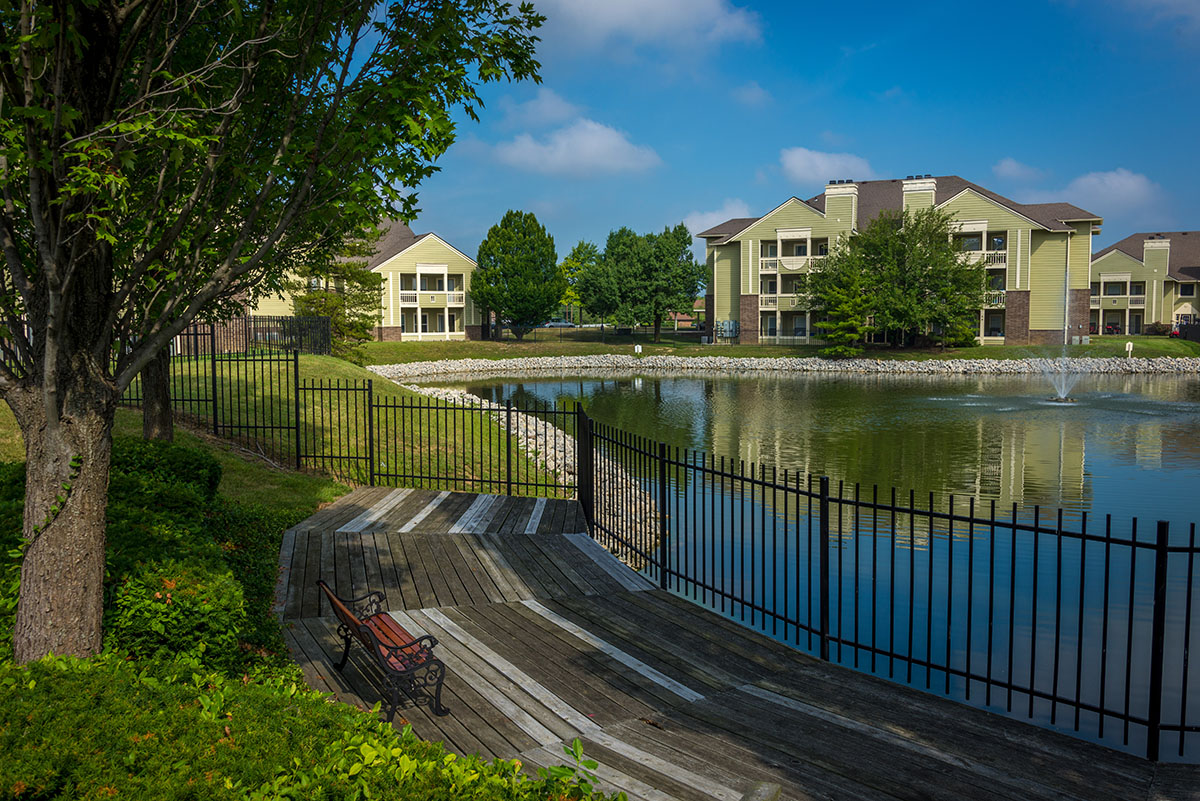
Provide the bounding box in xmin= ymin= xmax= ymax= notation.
xmin=1089 ymin=232 xmax=1200 ymax=335
xmin=698 ymin=176 xmax=1101 ymax=345
xmin=254 ymin=221 xmax=482 ymax=341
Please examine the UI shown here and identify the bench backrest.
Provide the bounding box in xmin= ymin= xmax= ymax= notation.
xmin=317 ymin=580 xmax=372 ymax=649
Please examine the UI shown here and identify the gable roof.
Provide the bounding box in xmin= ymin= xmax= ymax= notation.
xmin=698 ymin=176 xmax=1101 ymax=247
xmin=366 ymin=221 xmax=430 ymax=269
xmin=697 ymin=217 xmax=761 ymax=244
xmin=807 ymin=176 xmax=1100 ymax=233
xmin=1092 ymin=231 xmax=1200 ymax=282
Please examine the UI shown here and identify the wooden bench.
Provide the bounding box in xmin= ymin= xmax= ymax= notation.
xmin=316 ymin=580 xmax=448 ymax=720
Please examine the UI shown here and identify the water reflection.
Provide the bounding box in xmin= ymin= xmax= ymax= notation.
xmin=430 ymin=371 xmax=1200 ymax=527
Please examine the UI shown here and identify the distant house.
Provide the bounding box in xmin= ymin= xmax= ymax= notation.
xmin=1090 ymin=232 xmax=1200 ymax=335
xmin=697 ymin=175 xmax=1101 ymax=345
xmin=252 ymin=221 xmax=484 ymax=341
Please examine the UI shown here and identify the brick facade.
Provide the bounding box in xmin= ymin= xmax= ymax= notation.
xmin=1004 ymin=291 xmax=1030 ymax=345
xmin=704 ymin=294 xmax=714 ymax=335
xmin=465 ymin=325 xmax=483 ymax=341
xmin=374 ymin=326 xmax=404 ymax=342
xmin=738 ymin=294 xmax=759 ymax=344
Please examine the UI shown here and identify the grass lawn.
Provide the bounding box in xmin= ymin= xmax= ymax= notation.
xmin=361 ymin=333 xmax=1200 ymax=365
xmin=0 ymin=354 xmax=561 ymax=498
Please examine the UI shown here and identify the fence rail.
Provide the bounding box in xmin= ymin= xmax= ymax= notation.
xmin=123 ymin=346 xmax=1199 ymax=762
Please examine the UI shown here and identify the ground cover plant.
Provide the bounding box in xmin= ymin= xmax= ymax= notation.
xmin=0 ymin=430 xmax=618 ymax=799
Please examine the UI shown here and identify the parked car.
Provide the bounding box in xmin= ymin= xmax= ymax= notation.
xmin=541 ymin=320 xmax=576 ymax=328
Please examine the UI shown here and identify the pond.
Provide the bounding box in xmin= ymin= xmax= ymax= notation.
xmin=429 ymin=370 xmax=1200 ymax=528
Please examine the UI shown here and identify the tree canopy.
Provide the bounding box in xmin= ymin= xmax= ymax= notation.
xmin=469 ymin=210 xmax=565 ymax=340
xmin=288 ymin=232 xmax=384 ymax=364
xmin=807 ymin=208 xmax=986 ymax=355
xmin=0 ymin=0 xmax=543 ymax=662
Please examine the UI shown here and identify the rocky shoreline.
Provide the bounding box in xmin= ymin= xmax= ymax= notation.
xmin=369 ymin=354 xmax=1200 ymax=382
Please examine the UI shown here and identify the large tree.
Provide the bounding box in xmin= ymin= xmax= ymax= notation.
xmin=808 ymin=246 xmax=874 ymax=358
xmin=600 ymin=224 xmax=704 ymax=342
xmin=0 ymin=0 xmax=542 ymax=663
xmin=469 ymin=210 xmax=564 ymax=340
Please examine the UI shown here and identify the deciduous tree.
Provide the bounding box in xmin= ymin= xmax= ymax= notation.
xmin=0 ymin=0 xmax=542 ymax=662
xmin=469 ymin=210 xmax=564 ymax=340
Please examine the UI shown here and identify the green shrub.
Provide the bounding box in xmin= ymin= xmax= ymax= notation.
xmin=106 ymin=560 xmax=246 ymax=671
xmin=0 ymin=655 xmax=621 ymax=801
xmin=1145 ymin=321 xmax=1171 ymax=336
xmin=111 ymin=437 xmax=223 ymax=501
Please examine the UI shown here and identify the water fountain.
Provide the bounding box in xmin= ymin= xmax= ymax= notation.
xmin=1038 ymin=351 xmax=1082 ymax=403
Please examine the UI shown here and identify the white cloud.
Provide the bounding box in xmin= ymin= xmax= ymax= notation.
xmin=683 ymin=199 xmax=752 ymax=238
xmin=1114 ymin=0 xmax=1200 ymax=33
xmin=992 ymin=157 xmax=1044 ymax=182
xmin=779 ymin=147 xmax=875 ymax=186
xmin=534 ymin=0 xmax=761 ymax=49
xmin=1021 ymin=168 xmax=1169 ymax=226
xmin=494 ymin=118 xmax=660 ymax=177
xmin=497 ymin=88 xmax=581 ymax=129
xmin=731 ymin=81 xmax=770 ymax=107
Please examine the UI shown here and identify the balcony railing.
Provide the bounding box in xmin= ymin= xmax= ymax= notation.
xmin=398 ymin=291 xmax=418 ymax=304
xmin=965 ymin=250 xmax=1008 ymax=266
xmin=760 ymin=255 xmax=826 ymax=272
xmin=760 ymin=295 xmax=778 ymax=308
xmin=984 ymin=290 xmax=1006 ymax=307
xmin=1130 ymin=295 xmax=1146 ymax=308
xmin=1090 ymin=296 xmax=1100 ymax=308
xmin=448 ymin=292 xmax=465 ymax=305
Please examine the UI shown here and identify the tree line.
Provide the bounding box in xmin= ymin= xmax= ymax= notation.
xmin=468 ymin=211 xmax=705 ymax=343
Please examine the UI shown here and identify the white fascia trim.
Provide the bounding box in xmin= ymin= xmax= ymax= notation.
xmin=936 ymin=187 xmax=1049 ymax=231
xmin=371 ymin=232 xmax=478 ymax=272
xmin=725 ymin=197 xmax=825 ymax=242
xmin=950 ymin=219 xmax=989 ymax=234
xmin=775 ymin=228 xmax=812 ymax=238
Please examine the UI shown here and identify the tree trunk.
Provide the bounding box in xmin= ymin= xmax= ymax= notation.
xmin=141 ymin=348 xmax=173 ymax=441
xmin=9 ymin=380 xmax=117 ymax=663
xmin=653 ymin=315 xmax=662 ymax=343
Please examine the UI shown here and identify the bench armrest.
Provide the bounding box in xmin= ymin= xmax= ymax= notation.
xmin=344 ymin=590 xmax=387 ymax=619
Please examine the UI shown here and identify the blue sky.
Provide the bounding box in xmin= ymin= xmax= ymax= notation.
xmin=406 ymin=0 xmax=1200 ymax=258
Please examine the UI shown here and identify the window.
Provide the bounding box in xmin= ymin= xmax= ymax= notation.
xmin=762 ymin=279 xmax=776 ymax=295
xmin=1090 ymin=282 xmax=1100 ymax=297
xmin=985 ymin=311 xmax=1005 ymax=337
xmin=793 ymin=242 xmax=808 ymax=256
xmin=1104 ymin=282 xmax=1126 ymax=296
xmin=988 ymin=232 xmax=1007 ymax=252
xmin=1181 ymin=284 xmax=1197 ymax=297
xmin=1130 ymin=282 xmax=1145 ymax=295
xmin=763 ymin=315 xmax=777 ymax=336
xmin=420 ymin=313 xmax=429 ymax=333
xmin=761 ymin=243 xmax=778 ymax=258
xmin=987 ymin=271 xmax=1006 ymax=291
xmin=419 ymin=276 xmax=445 ymax=291
xmin=955 ymin=234 xmax=982 ymax=252
xmin=308 ymin=277 xmax=322 ymax=291
xmin=448 ymin=313 xmax=456 ymax=332
xmin=817 ymin=242 xmax=829 ymax=256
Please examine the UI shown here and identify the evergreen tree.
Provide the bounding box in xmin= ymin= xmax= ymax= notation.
xmin=288 ymin=234 xmax=383 ymax=363
xmin=469 ymin=211 xmax=565 ymax=340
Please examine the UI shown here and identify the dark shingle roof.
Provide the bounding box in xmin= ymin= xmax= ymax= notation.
xmin=366 ymin=220 xmax=430 ymax=270
xmin=698 ymin=176 xmax=1102 ymax=249
xmin=697 ymin=217 xmax=760 ymax=244
xmin=1092 ymin=231 xmax=1200 ymax=282
xmin=806 ymin=176 xmax=1101 ymax=233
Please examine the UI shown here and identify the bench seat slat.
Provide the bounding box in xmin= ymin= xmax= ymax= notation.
xmin=364 ymin=615 xmax=430 ymax=670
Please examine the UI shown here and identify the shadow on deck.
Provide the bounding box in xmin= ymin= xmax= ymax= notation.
xmin=278 ymin=487 xmax=1197 ymax=801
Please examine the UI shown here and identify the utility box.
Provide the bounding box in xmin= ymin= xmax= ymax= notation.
xmin=1081 ymin=336 xmax=1090 ymax=345
xmin=1071 ymin=336 xmax=1080 ymax=345
xmin=715 ymin=320 xmax=740 ymax=339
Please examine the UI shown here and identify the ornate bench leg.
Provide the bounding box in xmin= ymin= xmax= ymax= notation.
xmin=386 ymin=683 xmax=401 ymax=723
xmin=335 ymin=623 xmax=354 ymax=672
xmin=428 ymin=659 xmax=449 ymax=717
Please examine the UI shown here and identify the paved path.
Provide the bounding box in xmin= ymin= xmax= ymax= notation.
xmin=278 ymin=487 xmax=1198 ymax=800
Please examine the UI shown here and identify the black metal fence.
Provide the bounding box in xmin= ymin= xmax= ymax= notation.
xmin=119 ymin=345 xmax=1199 ymax=762
xmin=584 ymin=418 xmax=1199 ymax=762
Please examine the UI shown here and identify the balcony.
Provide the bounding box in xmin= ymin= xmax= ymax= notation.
xmin=984 ymin=290 xmax=1006 ymax=307
xmin=398 ymin=291 xmax=418 ymax=304
xmin=760 ymin=255 xmax=826 ymax=272
xmin=966 ymin=250 xmax=1008 ymax=266
xmin=1090 ymin=296 xmax=1100 ymax=308
xmin=1130 ymin=295 xmax=1146 ymax=308
xmin=760 ymin=294 xmax=778 ymax=308
xmin=760 ymin=293 xmax=805 ymax=311
xmin=448 ymin=292 xmax=465 ymax=305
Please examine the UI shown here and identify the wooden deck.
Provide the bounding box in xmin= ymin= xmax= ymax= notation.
xmin=278 ymin=487 xmax=1198 ymax=801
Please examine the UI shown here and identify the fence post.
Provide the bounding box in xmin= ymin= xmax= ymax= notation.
xmin=658 ymin=441 xmax=669 ymax=591
xmin=293 ymin=350 xmax=301 ymax=470
xmin=505 ymin=400 xmax=513 ymax=497
xmin=819 ymin=475 xmax=831 ymax=662
xmin=575 ymin=403 xmax=594 ymax=533
xmin=210 ymin=325 xmax=219 ymax=435
xmin=1146 ymin=520 xmax=1170 ymax=761
xmin=366 ymin=379 xmax=375 ymax=487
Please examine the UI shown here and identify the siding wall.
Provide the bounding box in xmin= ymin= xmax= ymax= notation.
xmin=902 ymin=190 xmax=934 ymax=213
xmin=710 ymin=244 xmax=740 ymax=321
xmin=1029 ymin=232 xmax=1067 ymax=330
